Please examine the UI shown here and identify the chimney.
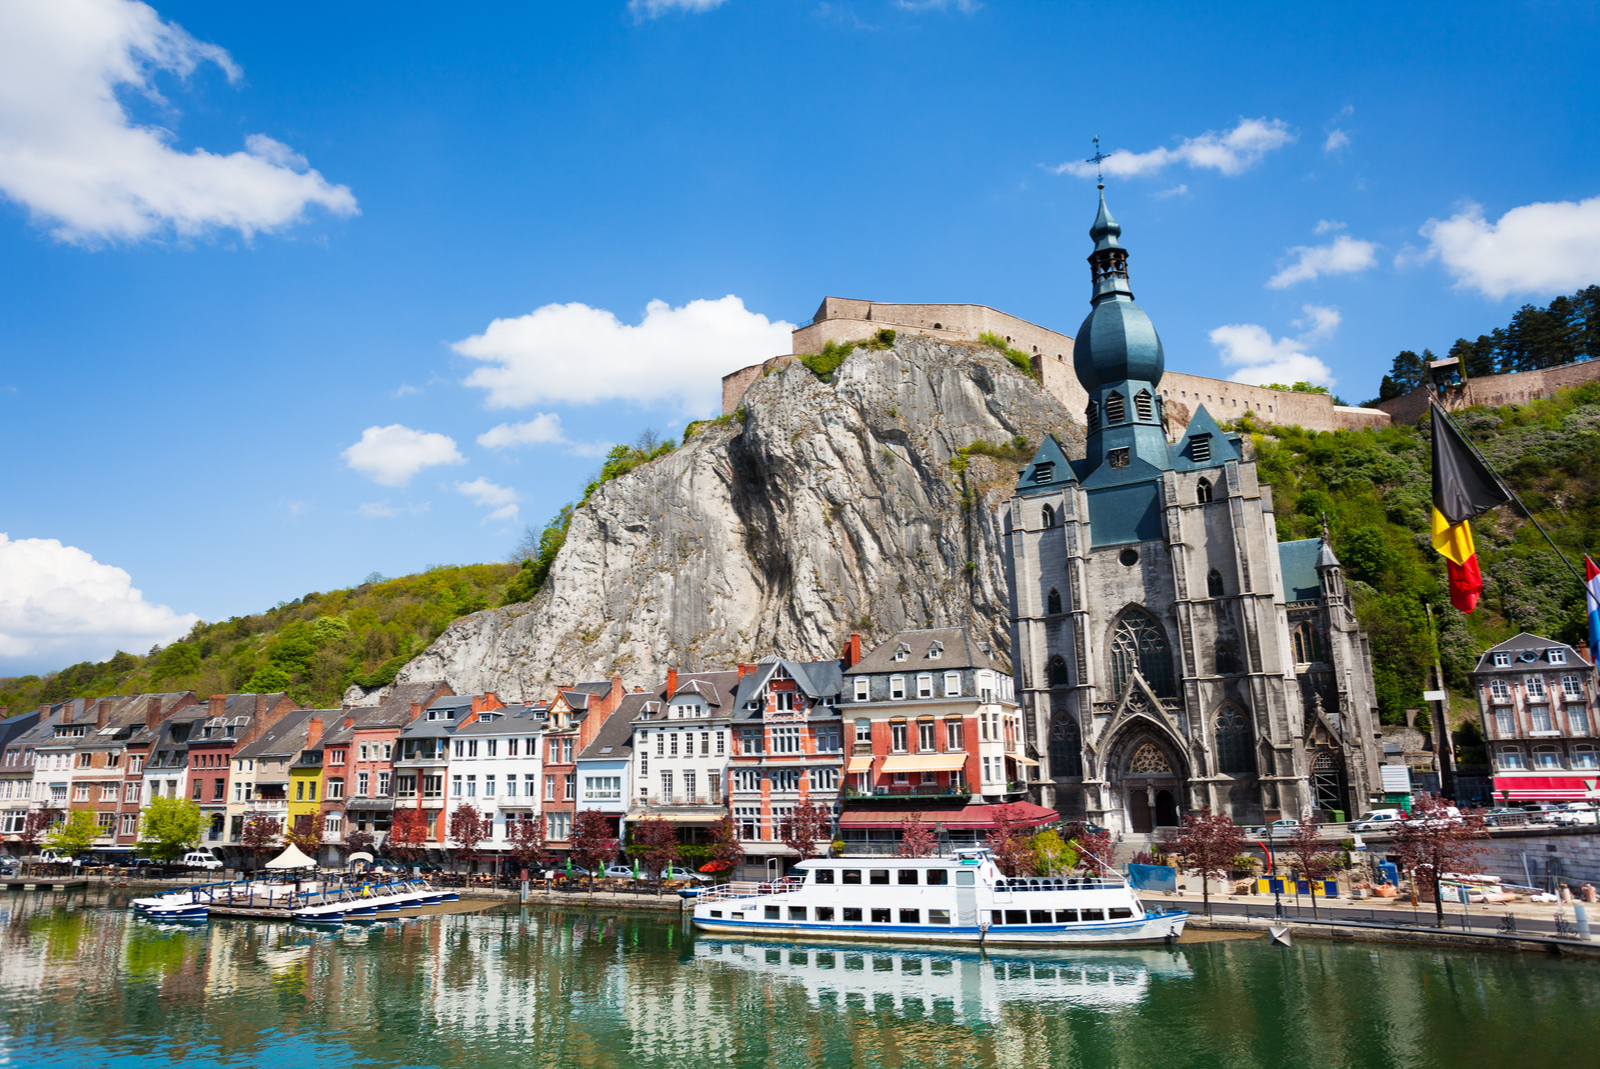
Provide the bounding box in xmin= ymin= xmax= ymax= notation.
xmin=145 ymin=697 xmax=163 ymax=729
xmin=408 ymin=701 xmax=424 ymax=723
xmin=306 ymin=717 xmax=324 ymax=748
xmin=343 ymin=716 xmax=355 ymax=731
xmin=843 ymin=632 xmax=862 ymax=669
xmin=256 ymin=693 xmax=268 ymax=717
xmin=737 ymin=663 xmax=757 ymax=680
xmin=208 ymin=694 xmax=225 ymax=719
xmin=95 ymin=699 xmax=111 ymax=728
xmin=666 ymin=668 xmax=678 ymax=697
xmin=634 ymin=686 xmax=644 ymax=693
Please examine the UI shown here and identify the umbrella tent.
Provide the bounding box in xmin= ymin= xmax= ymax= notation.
xmin=264 ymin=843 xmax=318 ymax=869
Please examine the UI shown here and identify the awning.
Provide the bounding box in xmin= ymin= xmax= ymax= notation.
xmin=880 ymin=753 xmax=968 ymax=773
xmin=839 ymin=801 xmax=1058 ymax=831
xmin=1492 ymin=775 xmax=1598 ymax=801
xmin=845 ymin=756 xmax=873 ymax=773
xmin=1009 ymin=755 xmax=1041 ymax=768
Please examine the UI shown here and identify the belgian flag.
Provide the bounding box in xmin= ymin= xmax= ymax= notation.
xmin=1431 ymin=400 xmax=1510 ymax=612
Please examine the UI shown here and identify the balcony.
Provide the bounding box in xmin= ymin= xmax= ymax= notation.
xmin=643 ymin=794 xmax=723 ymax=807
xmin=844 ymin=785 xmax=970 ymax=802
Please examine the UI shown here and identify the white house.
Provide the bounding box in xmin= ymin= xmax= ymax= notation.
xmin=443 ymin=702 xmax=547 ymax=862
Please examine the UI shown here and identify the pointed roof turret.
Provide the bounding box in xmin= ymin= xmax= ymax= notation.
xmin=1090 ymin=188 xmax=1122 ymax=252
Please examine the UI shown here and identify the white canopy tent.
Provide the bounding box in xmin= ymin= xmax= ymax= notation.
xmin=264 ymin=843 xmax=317 ymax=869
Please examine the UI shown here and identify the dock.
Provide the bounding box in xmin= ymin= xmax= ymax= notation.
xmin=2 ymin=878 xmax=88 ymax=891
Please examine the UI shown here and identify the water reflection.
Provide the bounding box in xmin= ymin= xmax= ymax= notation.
xmin=2 ymin=889 xmax=1598 ymax=1069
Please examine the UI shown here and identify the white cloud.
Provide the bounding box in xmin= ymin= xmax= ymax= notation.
xmin=1416 ymin=196 xmax=1600 ymax=300
xmin=477 ymin=412 xmax=612 ymax=457
xmin=895 ymin=0 xmax=981 ymax=10
xmin=0 ymin=533 xmax=198 ymax=673
xmin=1051 ymin=118 xmax=1294 ymax=179
xmin=1323 ymin=130 xmax=1350 ymax=153
xmin=0 ymin=0 xmax=357 ymax=243
xmin=1267 ymin=232 xmax=1378 ymax=289
xmin=342 ymin=425 xmax=465 ymax=487
xmin=1209 ymin=304 xmax=1340 ymax=388
xmin=1313 ymin=219 xmax=1344 ymax=235
xmin=391 ymin=384 xmax=422 ymax=398
xmin=455 ymin=477 xmax=520 ymax=524
xmin=629 ymin=0 xmax=727 ymax=19
xmin=1152 ymin=183 xmax=1188 ymax=200
xmin=456 ymin=295 xmax=794 ymax=417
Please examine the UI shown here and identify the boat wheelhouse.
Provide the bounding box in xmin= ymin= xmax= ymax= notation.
xmin=690 ymin=849 xmax=1185 ymax=946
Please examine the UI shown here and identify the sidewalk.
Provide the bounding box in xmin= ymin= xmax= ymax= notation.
xmin=1148 ymin=886 xmax=1592 ymax=924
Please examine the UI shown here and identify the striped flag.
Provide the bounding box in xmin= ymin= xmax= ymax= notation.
xmin=1431 ymin=401 xmax=1510 ymax=612
xmin=1587 ymin=555 xmax=1600 ymax=669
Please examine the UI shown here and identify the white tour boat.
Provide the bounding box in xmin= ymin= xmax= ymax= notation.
xmin=690 ymin=849 xmax=1186 ymax=947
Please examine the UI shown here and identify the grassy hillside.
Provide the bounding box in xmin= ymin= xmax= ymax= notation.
xmin=0 ymin=564 xmax=519 ymax=713
xmin=1246 ymin=379 xmax=1600 ymax=729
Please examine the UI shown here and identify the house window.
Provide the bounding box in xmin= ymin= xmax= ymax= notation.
xmin=855 ymin=719 xmax=871 ymax=744
xmin=855 ymin=678 xmax=870 ymax=701
xmin=124 ymin=781 xmax=139 ymax=802
xmin=944 ymin=672 xmax=961 ymax=697
xmin=1497 ymin=748 xmax=1527 ymax=770
xmin=507 ymin=738 xmax=518 ymax=757
xmin=1492 ymin=652 xmax=1511 ymax=667
xmin=1534 ymin=747 xmax=1563 ymax=770
xmin=773 ymin=727 xmax=801 ymax=754
xmin=890 ymin=676 xmax=906 ymax=700
xmin=329 ymin=749 xmax=344 ymax=765
xmin=325 ymin=813 xmax=342 ymax=837
xmin=894 ymin=646 xmax=909 ymax=662
xmin=700 ymin=731 xmax=711 ymax=755
xmin=1488 ymin=679 xmax=1511 ymax=702
xmin=546 ymin=811 xmax=570 ymax=840
xmin=486 ymin=740 xmax=497 ymax=758
xmin=454 ymin=740 xmax=464 ymax=757
xmin=564 ymin=773 xmax=575 ymax=799
xmin=917 ymin=674 xmax=933 ymax=698
xmin=1548 ymin=649 xmax=1567 ymax=665
xmin=562 ymin=739 xmax=574 ymax=763
xmin=946 ymin=720 xmax=964 ymax=749
xmin=378 ymin=771 xmax=390 ymax=796
xmin=670 ymin=733 xmax=680 ymax=757
xmin=771 ymin=769 xmax=800 ymax=792
xmin=810 ymin=767 xmax=838 ymax=792
xmin=776 ymin=691 xmax=796 ymax=712
xmin=918 ymin=721 xmax=936 ymax=751
xmin=817 ymin=725 xmax=841 ymax=752
xmin=1525 ymin=676 xmax=1547 ymax=700
xmin=1561 ymin=675 xmax=1584 ymax=700
xmin=120 ymin=813 xmax=138 ymax=836
xmin=452 ymin=775 xmax=463 ymax=797
xmin=890 ymin=723 xmax=908 ymax=752
xmin=545 ymin=775 xmax=555 ymax=801
xmin=357 ymin=771 xmax=369 ymax=796
xmin=736 ymin=806 xmax=760 ymax=840
xmin=740 ymin=728 xmax=763 ymax=754
xmin=1569 ymin=706 xmax=1592 ymax=735
xmin=1196 ymin=477 xmax=1213 ymax=504
xmin=1573 ymin=746 xmax=1598 ymax=769
xmin=484 ymin=775 xmax=496 ymax=797
xmin=1530 ymin=706 xmax=1553 ymax=733
xmin=661 ymin=771 xmax=673 ymax=800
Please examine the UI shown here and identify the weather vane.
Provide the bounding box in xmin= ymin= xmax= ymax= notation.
xmin=1086 ymin=135 xmax=1110 ymax=189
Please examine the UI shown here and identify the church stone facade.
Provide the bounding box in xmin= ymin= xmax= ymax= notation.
xmin=1003 ymin=192 xmax=1381 ymax=834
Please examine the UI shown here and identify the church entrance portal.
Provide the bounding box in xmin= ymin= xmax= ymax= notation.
xmin=1154 ymin=790 xmax=1178 ymax=827
xmin=1109 ymin=735 xmax=1186 ymax=835
xmin=1129 ymin=792 xmax=1152 ymax=833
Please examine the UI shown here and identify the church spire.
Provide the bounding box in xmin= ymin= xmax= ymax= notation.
xmin=1088 ymin=189 xmax=1133 ymax=302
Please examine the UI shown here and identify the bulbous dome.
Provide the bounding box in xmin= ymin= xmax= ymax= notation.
xmin=1074 ymin=297 xmax=1164 ymax=391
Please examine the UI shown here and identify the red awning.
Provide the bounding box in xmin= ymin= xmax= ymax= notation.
xmin=1492 ymin=775 xmax=1598 ymax=801
xmin=838 ymin=801 xmax=1058 ymax=831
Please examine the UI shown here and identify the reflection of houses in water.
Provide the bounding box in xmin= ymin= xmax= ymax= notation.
xmin=693 ymin=938 xmax=1188 ymax=1024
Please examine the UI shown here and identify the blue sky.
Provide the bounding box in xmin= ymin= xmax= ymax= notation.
xmin=2 ymin=0 xmax=1597 ymax=674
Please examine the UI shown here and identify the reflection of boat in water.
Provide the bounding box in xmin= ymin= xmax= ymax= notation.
xmin=691 ymin=849 xmax=1186 ymax=946
xmin=130 ymin=877 xmax=448 ymax=924
xmin=693 ymin=937 xmax=1190 ymax=1022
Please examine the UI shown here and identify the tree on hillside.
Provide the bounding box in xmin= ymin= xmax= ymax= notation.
xmin=984 ymin=805 xmax=1037 ymax=876
xmin=387 ymin=808 xmax=428 ymax=864
xmin=1286 ymin=821 xmax=1339 ymax=920
xmin=240 ymin=816 xmax=282 ymax=870
xmin=631 ymin=817 xmax=681 ymax=880
xmin=138 ymin=797 xmax=204 ymax=862
xmin=1391 ymin=793 xmax=1488 ymax=928
xmin=447 ymin=803 xmax=488 ymax=875
xmin=506 ymin=817 xmax=546 ymax=880
xmin=896 ymin=812 xmax=938 ymax=858
xmin=778 ymin=803 xmax=833 ymax=864
xmin=570 ymin=810 xmax=616 ymax=883
xmin=1165 ymin=807 xmax=1244 ymax=916
xmin=1378 ymin=349 xmax=1427 ymax=401
xmin=44 ymin=810 xmax=99 ymax=859
xmin=704 ymin=815 xmax=744 ymax=881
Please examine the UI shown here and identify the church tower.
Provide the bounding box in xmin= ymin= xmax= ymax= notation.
xmin=1002 ymin=192 xmax=1380 ymax=833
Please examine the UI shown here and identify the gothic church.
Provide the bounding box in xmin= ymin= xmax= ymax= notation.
xmin=1004 ymin=191 xmax=1382 ymax=834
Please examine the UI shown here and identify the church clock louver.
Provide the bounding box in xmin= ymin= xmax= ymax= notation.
xmin=1002 ymin=190 xmax=1382 ymax=833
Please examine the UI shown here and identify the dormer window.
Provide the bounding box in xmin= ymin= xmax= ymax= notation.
xmin=894 ymin=645 xmax=910 ymax=662
xmin=1492 ymin=652 xmax=1511 ymax=667
xmin=1189 ymin=435 xmax=1212 ymax=463
xmin=1033 ymin=462 xmax=1054 ymax=484
xmin=927 ymin=642 xmax=943 ymax=660
xmin=1548 ymin=649 xmax=1567 ymax=665
xmin=1087 ymin=402 xmax=1099 ymax=432
xmin=1105 ymin=391 xmax=1126 ymax=424
xmin=1135 ymin=390 xmax=1153 ymax=422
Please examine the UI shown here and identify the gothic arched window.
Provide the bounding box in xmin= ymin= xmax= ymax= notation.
xmin=1108 ymin=609 xmax=1176 ymax=698
xmin=1047 ymin=654 xmax=1069 ymax=686
xmin=1215 ymin=644 xmax=1237 ymax=675
xmin=1207 ymin=569 xmax=1224 ymax=597
xmin=1041 ymin=504 xmax=1056 ymax=529
xmin=1292 ymin=622 xmax=1323 ymax=664
xmin=1048 ymin=706 xmax=1083 ymax=778
xmin=1104 ymin=391 xmax=1126 ymax=424
xmin=1214 ymin=707 xmax=1254 ymax=774
xmin=1046 ymin=588 xmax=1063 ymax=615
xmin=1128 ymin=743 xmax=1173 ymax=775
xmin=1135 ymin=389 xmax=1154 ymax=422
xmin=1196 ymin=477 xmax=1213 ymax=503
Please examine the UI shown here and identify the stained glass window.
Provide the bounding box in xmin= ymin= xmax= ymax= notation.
xmin=1109 ymin=609 xmax=1175 ymax=697
xmin=1129 ymin=743 xmax=1172 ymax=775
xmin=1214 ymin=707 xmax=1252 ymax=774
xmin=1048 ymin=707 xmax=1082 ymax=778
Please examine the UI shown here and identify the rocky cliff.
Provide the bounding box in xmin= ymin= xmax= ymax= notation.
xmin=389 ymin=337 xmax=1085 ymax=700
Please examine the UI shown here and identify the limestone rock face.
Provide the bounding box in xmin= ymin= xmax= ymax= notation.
xmin=393 ymin=337 xmax=1084 ymax=700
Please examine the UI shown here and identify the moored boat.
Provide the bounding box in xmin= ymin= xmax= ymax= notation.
xmin=689 ymin=849 xmax=1186 ymax=947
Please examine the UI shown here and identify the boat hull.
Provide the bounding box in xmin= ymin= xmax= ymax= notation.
xmin=690 ymin=909 xmax=1187 ymax=947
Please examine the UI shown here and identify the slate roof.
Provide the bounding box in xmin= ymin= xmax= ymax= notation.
xmin=454 ymin=703 xmax=549 ymax=737
xmin=727 ymin=658 xmax=846 ymax=722
xmin=234 ymin=709 xmax=316 ymax=761
xmin=362 ymin=681 xmax=454 ymax=727
xmin=1472 ymin=632 xmax=1590 ymax=671
xmin=843 ymin=628 xmax=1005 ymax=676
xmin=577 ymin=694 xmax=645 ymax=761
xmin=1278 ymin=538 xmax=1325 ymax=604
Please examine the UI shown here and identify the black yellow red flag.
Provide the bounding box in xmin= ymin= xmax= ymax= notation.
xmin=1431 ymin=400 xmax=1510 ymax=612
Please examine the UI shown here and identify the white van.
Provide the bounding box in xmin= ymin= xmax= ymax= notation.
xmin=1353 ymin=809 xmax=1404 ymax=832
xmin=179 ymin=850 xmax=224 ymax=871
xmin=1552 ymin=802 xmax=1598 ymax=826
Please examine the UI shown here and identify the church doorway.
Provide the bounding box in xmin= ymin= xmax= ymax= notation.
xmin=1154 ymin=790 xmax=1179 ymax=827
xmin=1129 ymin=792 xmax=1152 ymax=833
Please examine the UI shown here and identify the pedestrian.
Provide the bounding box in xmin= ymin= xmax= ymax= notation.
xmin=1582 ymin=882 xmax=1597 ymax=904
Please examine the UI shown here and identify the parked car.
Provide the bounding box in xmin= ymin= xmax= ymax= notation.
xmin=1251 ymin=819 xmax=1303 ymax=839
xmin=36 ymin=851 xmax=85 ymax=869
xmin=1521 ymin=804 xmax=1563 ymax=823
xmin=1485 ymin=807 xmax=1528 ymax=827
xmin=353 ymin=858 xmax=406 ymax=875
xmin=542 ymin=864 xmax=596 ymax=879
xmin=603 ymin=864 xmax=639 ymax=880
xmin=179 ymin=850 xmax=224 ymax=871
xmin=1551 ymin=802 xmax=1598 ymax=826
xmin=1352 ymin=809 xmax=1404 ymax=833
xmin=0 ymin=854 xmax=20 ymax=876
xmin=659 ymin=866 xmax=709 ymax=883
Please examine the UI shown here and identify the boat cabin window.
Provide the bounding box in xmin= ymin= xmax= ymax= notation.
xmin=842 ymin=869 xmax=862 ymax=885
xmin=898 ymin=869 xmax=919 ymax=885
xmin=843 ymin=907 xmax=862 ymax=921
xmin=1081 ymin=908 xmax=1104 ymax=921
xmin=1110 ymin=908 xmax=1133 ymax=919
xmin=764 ymin=906 xmax=780 ymax=919
xmin=928 ymin=909 xmax=951 ymax=925
xmin=789 ymin=907 xmax=807 ymax=920
xmin=813 ymin=869 xmax=834 ymax=884
xmin=1003 ymin=910 xmax=1027 ymax=925
xmin=955 ymin=870 xmax=975 ymax=886
xmin=815 ymin=907 xmax=834 ymax=921
xmin=1031 ymin=910 xmax=1052 ymax=924
xmin=1055 ymin=909 xmax=1078 ymax=923
xmin=899 ymin=909 xmax=920 ymax=924
xmin=870 ymin=908 xmax=891 ymax=922
xmin=925 ymin=869 xmax=948 ymax=885
xmin=869 ymin=870 xmax=890 ymax=885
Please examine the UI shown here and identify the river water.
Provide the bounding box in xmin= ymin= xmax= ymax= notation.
xmin=2 ymin=889 xmax=1597 ymax=1069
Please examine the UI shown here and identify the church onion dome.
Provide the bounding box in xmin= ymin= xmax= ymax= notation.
xmin=1072 ymin=190 xmax=1165 ymax=392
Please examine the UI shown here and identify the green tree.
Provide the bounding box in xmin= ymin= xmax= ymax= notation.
xmin=244 ymin=664 xmax=294 ymax=692
xmin=502 ymin=504 xmax=574 ymax=605
xmin=138 ymin=796 xmax=204 ymax=861
xmin=44 ymin=810 xmax=100 ymax=858
xmin=1380 ymin=350 xmax=1426 ymax=400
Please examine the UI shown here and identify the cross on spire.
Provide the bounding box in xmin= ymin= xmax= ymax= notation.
xmin=1086 ymin=135 xmax=1111 ymax=189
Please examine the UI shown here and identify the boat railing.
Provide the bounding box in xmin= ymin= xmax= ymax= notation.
xmin=994 ymin=877 xmax=1129 ymax=892
xmin=696 ymin=876 xmax=806 ymax=904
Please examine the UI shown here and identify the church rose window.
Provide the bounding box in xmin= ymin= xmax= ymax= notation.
xmin=1109 ymin=609 xmax=1176 ymax=697
xmin=1214 ymin=707 xmax=1253 ymax=775
xmin=1048 ymin=705 xmax=1083 ymax=778
xmin=1128 ymin=743 xmax=1172 ymax=775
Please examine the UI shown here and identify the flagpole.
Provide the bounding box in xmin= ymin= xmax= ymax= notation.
xmin=1428 ymin=395 xmax=1592 ymax=592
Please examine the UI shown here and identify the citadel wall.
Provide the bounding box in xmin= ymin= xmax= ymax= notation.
xmin=1374 ymin=359 xmax=1600 ymax=424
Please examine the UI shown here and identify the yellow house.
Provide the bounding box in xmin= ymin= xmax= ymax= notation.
xmin=285 ymin=714 xmax=331 ymax=837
